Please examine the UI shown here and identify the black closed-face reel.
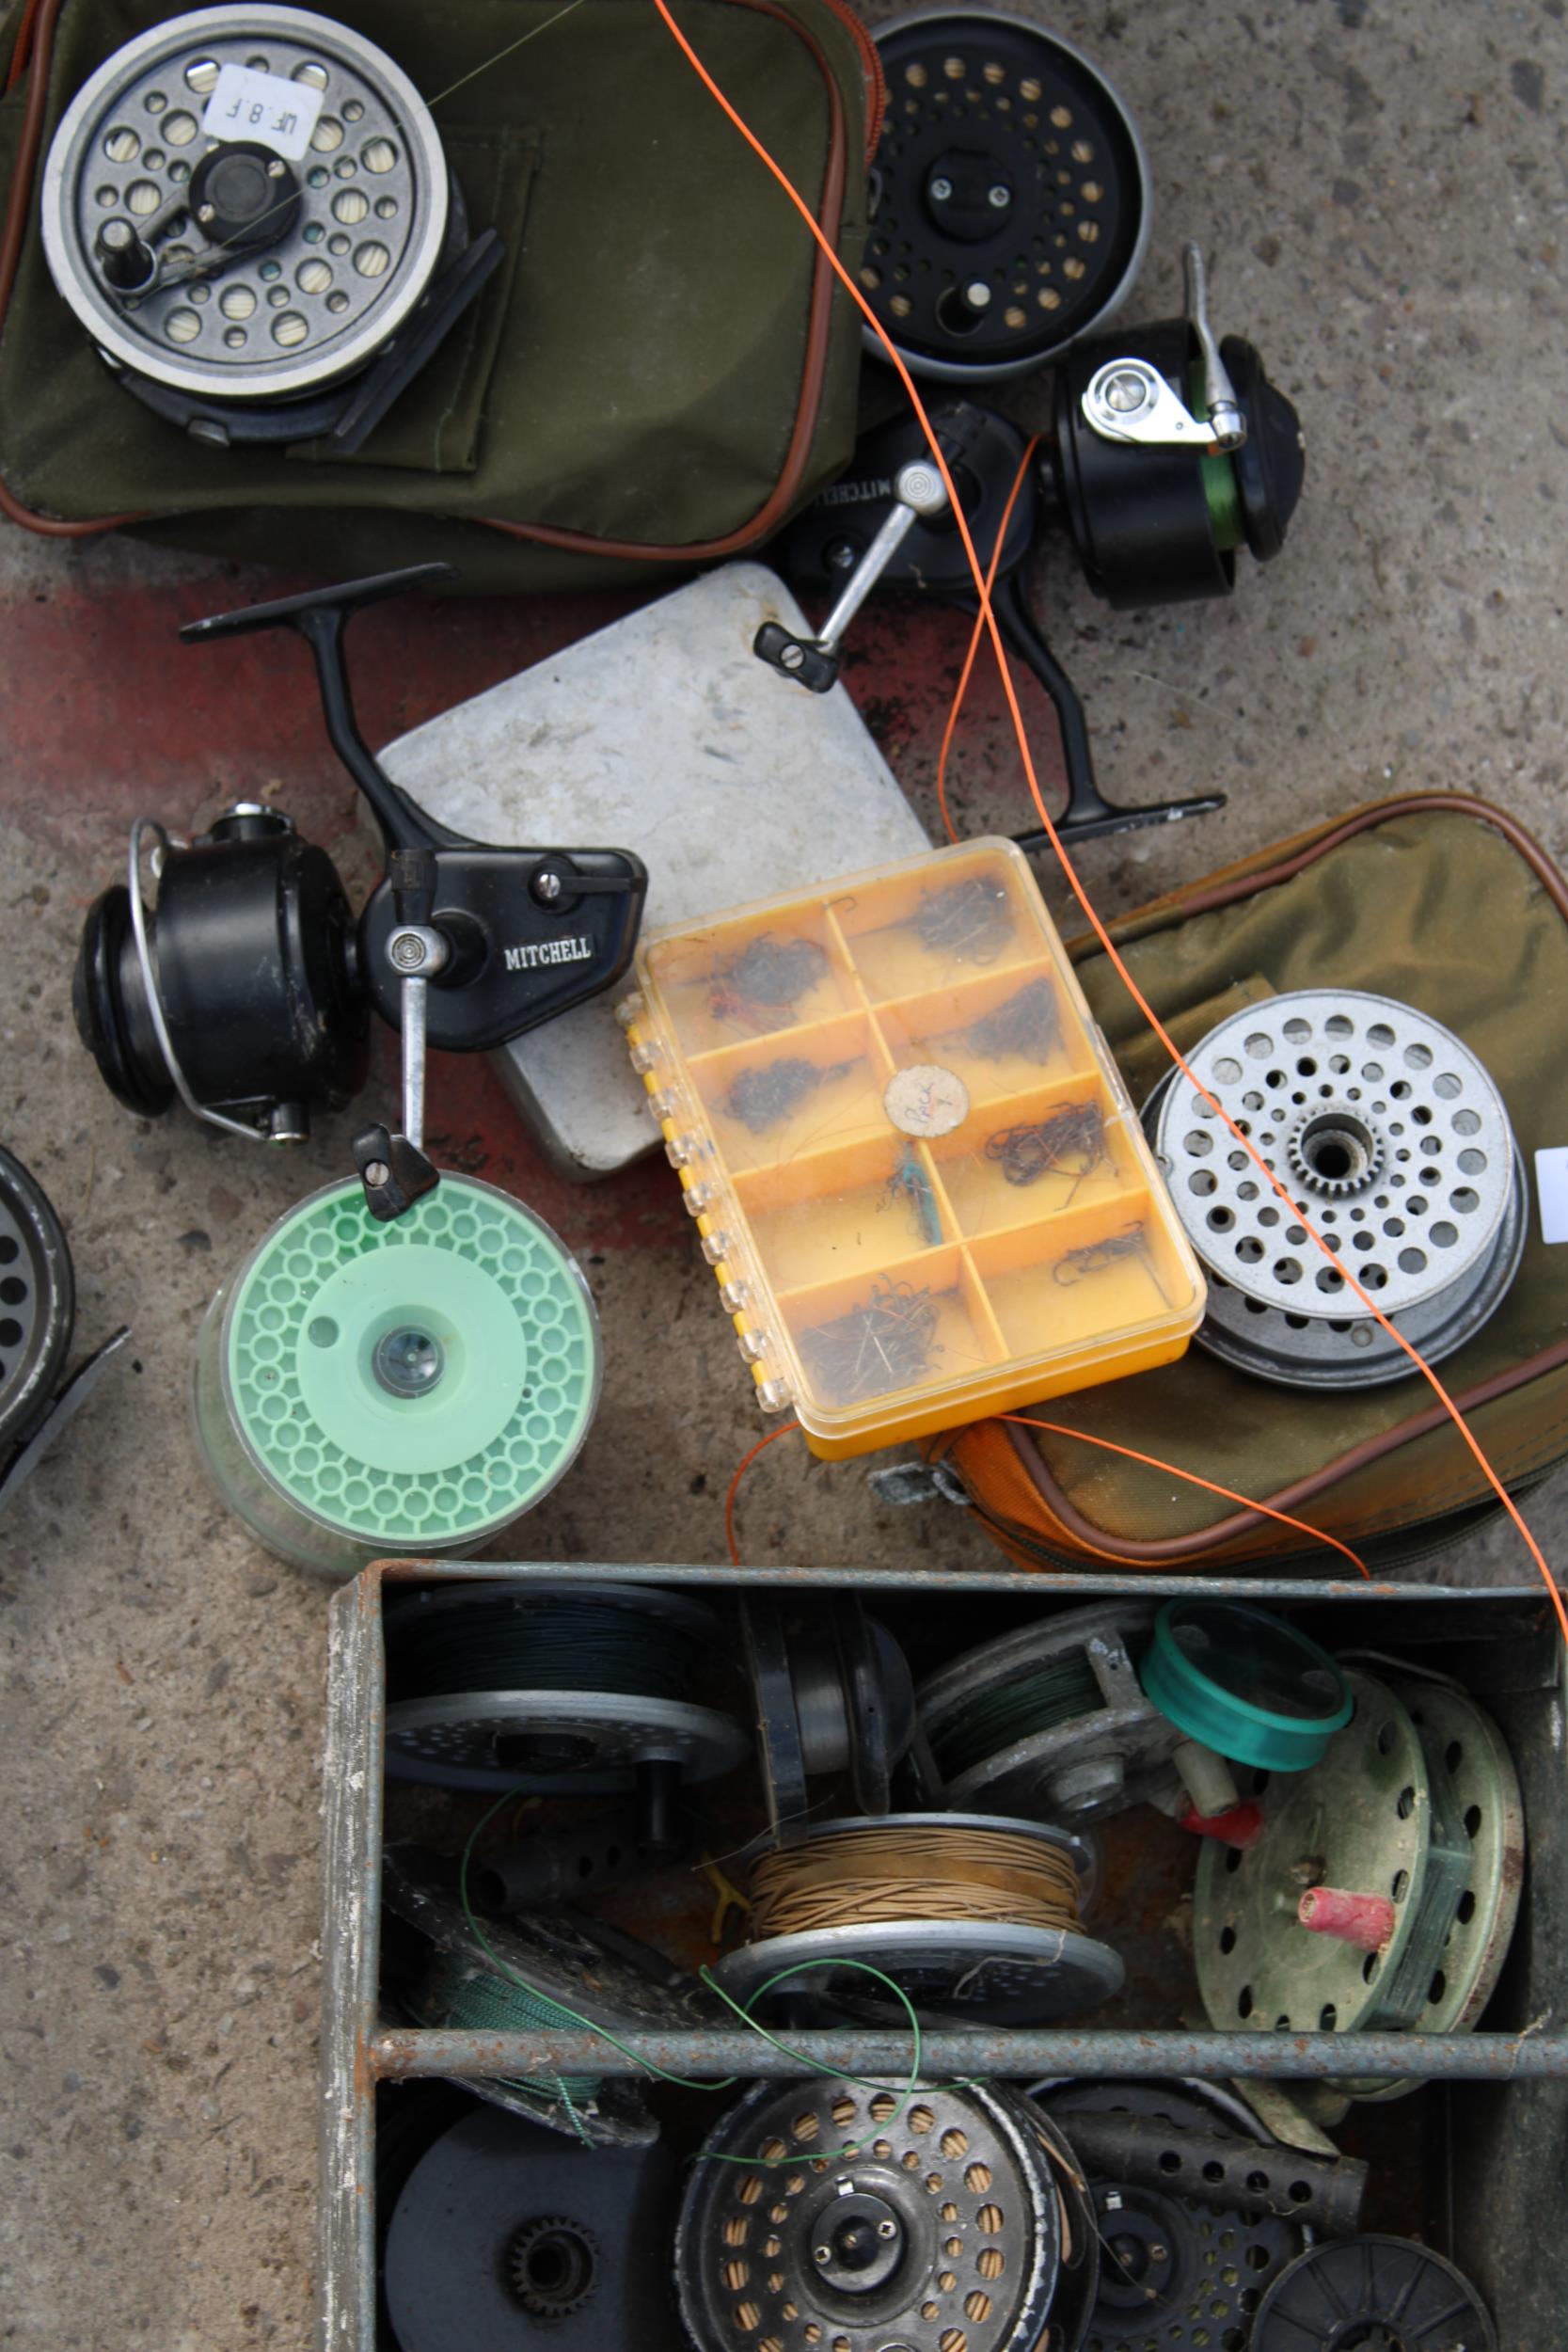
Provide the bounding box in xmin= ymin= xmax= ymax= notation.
xmin=763 ymin=243 xmax=1304 ymax=848
xmin=864 ymin=9 xmax=1150 ymax=381
xmin=39 ymin=7 xmax=503 ymax=453
xmin=73 ymin=564 xmax=647 ymax=1217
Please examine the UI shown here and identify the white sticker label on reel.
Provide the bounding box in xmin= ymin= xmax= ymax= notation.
xmin=1535 ymin=1147 xmax=1568 ymax=1244
xmin=200 ymin=65 xmax=325 ymax=163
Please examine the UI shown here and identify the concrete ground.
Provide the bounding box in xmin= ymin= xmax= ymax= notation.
xmin=1 ymin=2 xmax=1564 ymax=2345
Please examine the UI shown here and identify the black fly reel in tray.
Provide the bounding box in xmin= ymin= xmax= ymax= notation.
xmin=40 ymin=7 xmax=503 ymax=452
xmin=740 ymin=1590 xmax=916 ymax=1834
xmin=766 ymin=252 xmax=1304 ymax=848
xmin=1250 ymin=2235 xmax=1497 ymax=2352
xmin=1033 ymin=2081 xmax=1315 ymax=2352
xmin=865 ymin=10 xmax=1149 ymax=381
xmin=0 ymin=1145 xmax=130 ymax=1514
xmin=383 ymin=1581 xmax=749 ymax=1853
xmin=674 ymin=2077 xmax=1069 ymax=2352
xmin=73 ymin=564 xmax=646 ymax=1219
xmin=380 ymin=2093 xmax=688 ymax=2352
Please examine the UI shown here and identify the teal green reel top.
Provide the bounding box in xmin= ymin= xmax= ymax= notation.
xmin=1139 ymin=1600 xmax=1352 ymax=1773
xmin=195 ymin=1176 xmax=600 ymax=1577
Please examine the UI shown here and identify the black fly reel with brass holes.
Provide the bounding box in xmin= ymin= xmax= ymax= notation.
xmin=864 ymin=10 xmax=1150 ymax=382
xmin=766 ymin=247 xmax=1305 ymax=849
xmin=40 ymin=7 xmax=503 ymax=452
xmin=674 ymin=2076 xmax=1070 ymax=2352
xmin=0 ymin=1146 xmax=130 ymax=1516
xmin=73 ymin=563 xmax=646 ymax=1220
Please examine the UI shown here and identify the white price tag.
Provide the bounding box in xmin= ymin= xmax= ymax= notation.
xmin=200 ymin=64 xmax=325 ymax=163
xmin=1535 ymin=1147 xmax=1568 ymax=1245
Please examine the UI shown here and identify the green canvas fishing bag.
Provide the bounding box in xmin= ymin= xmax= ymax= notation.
xmin=0 ymin=0 xmax=878 ymax=585
xmin=925 ymin=797 xmax=1568 ymax=1577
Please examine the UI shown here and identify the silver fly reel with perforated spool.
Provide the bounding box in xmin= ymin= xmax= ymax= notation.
xmin=673 ymin=2077 xmax=1065 ymax=2352
xmin=40 ymin=8 xmax=499 ymax=448
xmin=1193 ymin=1668 xmax=1524 ymax=2096
xmin=915 ymin=1600 xmax=1188 ymax=1822
xmin=1144 ymin=990 xmax=1526 ymax=1388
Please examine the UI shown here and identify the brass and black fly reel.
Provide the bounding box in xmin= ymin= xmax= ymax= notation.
xmin=40 ymin=6 xmax=501 ymax=451
xmin=673 ymin=2077 xmax=1069 ymax=2352
xmin=865 ymin=9 xmax=1150 ymax=381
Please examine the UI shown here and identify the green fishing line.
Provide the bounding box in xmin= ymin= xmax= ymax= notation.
xmin=931 ymin=1651 xmax=1106 ymax=1778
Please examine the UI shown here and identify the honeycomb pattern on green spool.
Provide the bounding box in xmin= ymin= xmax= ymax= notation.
xmin=224 ymin=1177 xmax=599 ymax=1547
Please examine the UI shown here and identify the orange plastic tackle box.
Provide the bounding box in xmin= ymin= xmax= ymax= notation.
xmin=617 ymin=839 xmax=1205 ymax=1459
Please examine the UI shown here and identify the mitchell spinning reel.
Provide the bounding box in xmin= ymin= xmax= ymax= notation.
xmin=74 ymin=562 xmax=647 ymax=1222
xmin=40 ymin=7 xmax=502 ymax=452
xmin=764 ymin=241 xmax=1305 ymax=847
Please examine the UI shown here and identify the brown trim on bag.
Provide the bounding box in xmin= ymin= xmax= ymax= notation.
xmin=992 ymin=1341 xmax=1568 ymax=1565
xmin=0 ymin=0 xmax=862 ymax=552
xmin=961 ymin=794 xmax=1568 ymax=1563
xmin=1067 ymin=793 xmax=1568 ymax=958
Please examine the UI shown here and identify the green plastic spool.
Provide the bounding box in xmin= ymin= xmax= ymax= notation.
xmin=193 ymin=1176 xmax=600 ymax=1578
xmin=1139 ymin=1600 xmax=1352 ymax=1772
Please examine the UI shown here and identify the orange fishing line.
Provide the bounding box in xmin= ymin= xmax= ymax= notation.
xmin=656 ymin=0 xmax=1563 ymax=1641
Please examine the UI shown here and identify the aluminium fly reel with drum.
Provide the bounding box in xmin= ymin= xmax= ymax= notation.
xmin=40 ymin=7 xmax=502 ymax=452
xmin=1144 ymin=990 xmax=1527 ymax=1389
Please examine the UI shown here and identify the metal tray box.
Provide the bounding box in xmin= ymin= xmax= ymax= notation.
xmin=319 ymin=1560 xmax=1568 ymax=2351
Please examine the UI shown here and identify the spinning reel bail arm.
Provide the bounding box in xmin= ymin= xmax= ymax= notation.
xmin=1081 ymin=242 xmax=1247 ymax=454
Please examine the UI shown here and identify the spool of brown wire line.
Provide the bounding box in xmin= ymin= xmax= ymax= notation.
xmin=710 ymin=1812 xmax=1122 ymax=2027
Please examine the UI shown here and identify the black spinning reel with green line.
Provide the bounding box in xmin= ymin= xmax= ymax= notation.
xmin=766 ymin=239 xmax=1306 ymax=850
